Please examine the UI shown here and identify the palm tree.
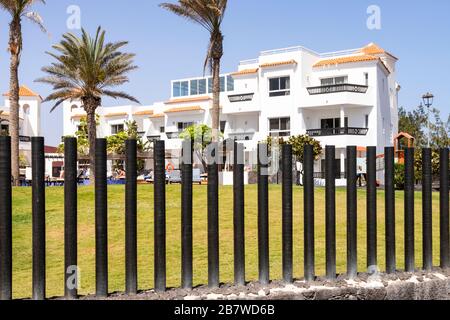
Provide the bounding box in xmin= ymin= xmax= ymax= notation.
xmin=37 ymin=27 xmax=139 ymax=183
xmin=0 ymin=0 xmax=46 ymax=185
xmin=160 ymin=0 xmax=227 ymax=142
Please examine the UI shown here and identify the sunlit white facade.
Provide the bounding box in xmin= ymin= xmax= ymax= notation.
xmin=63 ymin=43 xmax=400 ymax=174
xmin=0 ymin=85 xmax=42 ymax=164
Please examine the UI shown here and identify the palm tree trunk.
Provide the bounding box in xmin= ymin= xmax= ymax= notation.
xmin=8 ymin=18 xmax=22 ymax=186
xmin=211 ymin=58 xmax=221 ymax=142
xmin=83 ymin=99 xmax=99 ymax=185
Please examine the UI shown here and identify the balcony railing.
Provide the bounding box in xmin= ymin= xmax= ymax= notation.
xmin=166 ymin=132 xmax=181 ymax=140
xmin=228 ymin=132 xmax=255 ymax=141
xmin=307 ymin=84 xmax=368 ymax=95
xmin=307 ymin=127 xmax=369 ymax=137
xmin=19 ymin=136 xmax=31 ymax=143
xmin=228 ymin=93 xmax=254 ymax=103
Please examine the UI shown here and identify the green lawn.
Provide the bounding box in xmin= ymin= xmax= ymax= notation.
xmin=11 ymin=184 xmax=442 ymax=299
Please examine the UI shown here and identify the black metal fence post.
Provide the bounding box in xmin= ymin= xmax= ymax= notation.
xmin=325 ymin=146 xmax=336 ymax=280
xmin=422 ymin=148 xmax=432 ymax=271
xmin=0 ymin=136 xmax=12 ymax=300
xmin=32 ymin=137 xmax=46 ymax=300
xmin=154 ymin=140 xmax=166 ymax=292
xmin=258 ymin=143 xmax=270 ymax=285
xmin=385 ymin=147 xmax=396 ymax=274
xmin=440 ymin=148 xmax=449 ymax=269
xmin=346 ymin=146 xmax=357 ymax=278
xmin=181 ymin=139 xmax=193 ymax=289
xmin=64 ymin=137 xmax=78 ymax=299
xmin=367 ymin=146 xmax=377 ymax=270
xmin=125 ymin=139 xmax=138 ymax=294
xmin=234 ymin=142 xmax=245 ymax=286
xmin=304 ymin=144 xmax=315 ymax=281
xmin=404 ymin=148 xmax=415 ymax=272
xmin=282 ymin=144 xmax=293 ymax=283
xmin=95 ymin=138 xmax=108 ymax=297
xmin=207 ymin=142 xmax=220 ymax=288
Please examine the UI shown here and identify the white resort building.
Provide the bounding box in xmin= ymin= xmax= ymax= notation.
xmin=1 ymin=85 xmax=42 ymax=165
xmin=62 ymin=43 xmax=400 ymax=176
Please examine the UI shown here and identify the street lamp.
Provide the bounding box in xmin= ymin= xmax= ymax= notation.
xmin=422 ymin=92 xmax=434 ymax=148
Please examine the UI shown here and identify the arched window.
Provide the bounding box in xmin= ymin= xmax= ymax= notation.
xmin=71 ymin=104 xmax=78 ymax=112
xmin=22 ymin=104 xmax=30 ymax=115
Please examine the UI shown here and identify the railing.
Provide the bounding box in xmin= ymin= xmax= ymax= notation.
xmin=166 ymin=132 xmax=181 ymax=139
xmin=19 ymin=136 xmax=31 ymax=143
xmin=0 ymin=135 xmax=449 ymax=300
xmin=228 ymin=132 xmax=255 ymax=141
xmin=228 ymin=93 xmax=254 ymax=103
xmin=307 ymin=127 xmax=369 ymax=137
xmin=307 ymin=84 xmax=368 ymax=95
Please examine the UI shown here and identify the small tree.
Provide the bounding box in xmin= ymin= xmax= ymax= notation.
xmin=179 ymin=124 xmax=219 ymax=173
xmin=106 ymin=121 xmax=150 ymax=172
xmin=266 ymin=134 xmax=322 ymax=185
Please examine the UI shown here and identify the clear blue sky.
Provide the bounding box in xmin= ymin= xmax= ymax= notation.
xmin=1 ymin=0 xmax=449 ymax=146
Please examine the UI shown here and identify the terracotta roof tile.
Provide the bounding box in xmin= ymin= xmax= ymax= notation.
xmin=71 ymin=113 xmax=86 ymax=119
xmin=104 ymin=112 xmax=128 ymax=118
xmin=3 ymin=85 xmax=41 ymax=99
xmin=231 ymin=68 xmax=259 ymax=76
xmin=165 ymin=106 xmax=204 ymax=114
xmin=133 ymin=110 xmax=154 ymax=116
xmin=260 ymin=60 xmax=297 ymax=68
xmin=150 ymin=113 xmax=165 ymax=119
xmin=165 ymin=95 xmax=211 ymax=105
xmin=313 ymin=55 xmax=379 ymax=67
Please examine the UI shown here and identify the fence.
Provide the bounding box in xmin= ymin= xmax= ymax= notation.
xmin=0 ymin=135 xmax=449 ymax=300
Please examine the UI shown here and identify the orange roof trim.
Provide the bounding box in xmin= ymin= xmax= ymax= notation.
xmin=71 ymin=113 xmax=86 ymax=119
xmin=260 ymin=60 xmax=297 ymax=68
xmin=360 ymin=43 xmax=398 ymax=60
xmin=165 ymin=95 xmax=211 ymax=105
xmin=231 ymin=68 xmax=259 ymax=76
xmin=133 ymin=110 xmax=154 ymax=116
xmin=165 ymin=106 xmax=204 ymax=114
xmin=3 ymin=85 xmax=42 ymax=99
xmin=104 ymin=112 xmax=129 ymax=118
xmin=150 ymin=113 xmax=165 ymax=119
xmin=314 ymin=55 xmax=379 ymax=67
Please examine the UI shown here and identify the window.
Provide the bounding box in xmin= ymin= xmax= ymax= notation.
xmin=111 ymin=124 xmax=124 ymax=135
xmin=269 ymin=117 xmax=290 ymax=137
xmin=364 ymin=73 xmax=369 ymax=86
xmin=269 ymin=77 xmax=290 ymax=97
xmin=22 ymin=104 xmax=30 ymax=115
xmin=220 ymin=121 xmax=226 ymax=133
xmin=1 ymin=124 xmax=9 ymax=135
xmin=177 ymin=122 xmax=194 ymax=132
xmin=189 ymin=79 xmax=207 ymax=95
xmin=70 ymin=104 xmax=78 ymax=112
xmin=160 ymin=126 xmax=165 ymax=133
xmin=365 ymin=115 xmax=369 ymax=128
xmin=321 ymin=76 xmax=348 ymax=86
xmin=227 ymin=75 xmax=234 ymax=92
xmin=321 ymin=118 xmax=348 ymax=129
xmin=172 ymin=81 xmax=189 ymax=97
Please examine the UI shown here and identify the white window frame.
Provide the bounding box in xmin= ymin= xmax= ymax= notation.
xmin=269 ymin=76 xmax=290 ymax=97
xmin=268 ymin=117 xmax=291 ymax=137
xmin=320 ymin=76 xmax=349 ymax=86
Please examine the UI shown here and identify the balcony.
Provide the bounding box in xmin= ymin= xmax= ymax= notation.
xmin=307 ymin=127 xmax=369 ymax=137
xmin=307 ymin=84 xmax=368 ymax=95
xmin=228 ymin=132 xmax=255 ymax=141
xmin=19 ymin=136 xmax=31 ymax=143
xmin=228 ymin=93 xmax=254 ymax=103
xmin=166 ymin=132 xmax=181 ymax=140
